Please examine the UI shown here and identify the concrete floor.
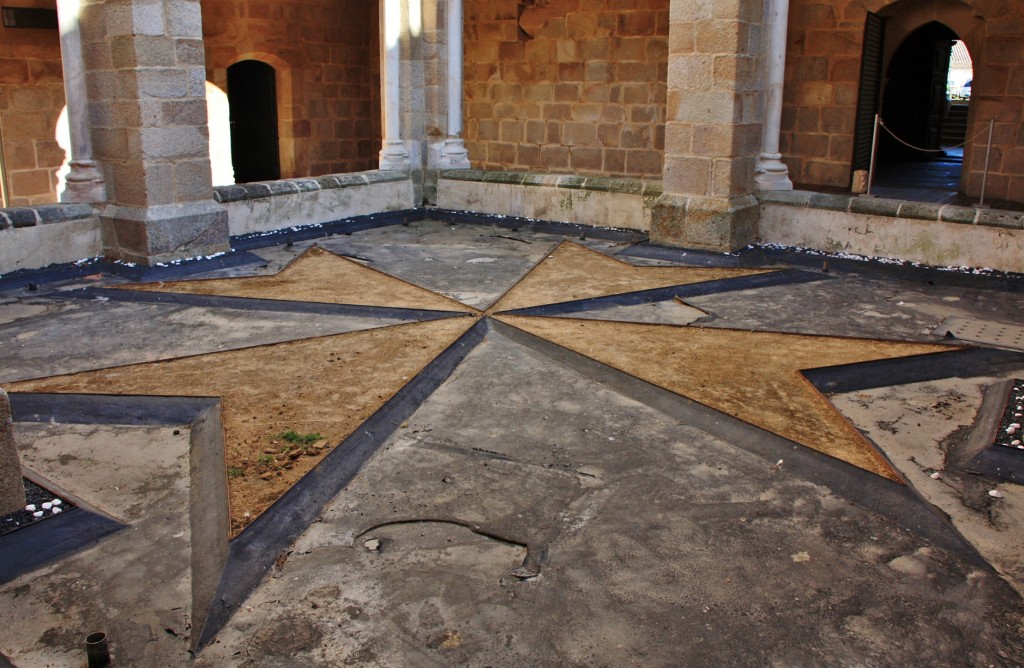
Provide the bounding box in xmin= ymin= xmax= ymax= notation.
xmin=1 ymin=217 xmax=1023 ymax=666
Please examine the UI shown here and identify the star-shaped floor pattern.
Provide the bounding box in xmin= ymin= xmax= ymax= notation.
xmin=7 ymin=240 xmax=960 ymax=531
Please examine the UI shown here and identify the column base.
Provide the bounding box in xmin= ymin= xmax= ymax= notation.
xmin=433 ymin=138 xmax=471 ymax=170
xmin=101 ymin=201 xmax=230 ymax=266
xmin=379 ymin=141 xmax=412 ymax=171
xmin=61 ymin=160 xmax=107 ymax=204
xmin=651 ymin=194 xmax=759 ymax=252
xmin=755 ymin=155 xmax=794 ymax=192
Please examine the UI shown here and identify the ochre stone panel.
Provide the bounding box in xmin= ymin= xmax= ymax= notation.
xmin=0 ymin=2 xmax=65 ymax=206
xmin=464 ymin=0 xmax=668 ymax=178
xmin=201 ymin=0 xmax=381 ymax=179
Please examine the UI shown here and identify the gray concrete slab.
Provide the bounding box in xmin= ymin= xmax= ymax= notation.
xmin=1 ymin=422 xmax=196 ymax=667
xmin=0 ymin=219 xmax=1022 ymax=666
xmin=195 ymin=325 xmax=1024 ymax=666
xmin=0 ymin=298 xmax=418 ymax=383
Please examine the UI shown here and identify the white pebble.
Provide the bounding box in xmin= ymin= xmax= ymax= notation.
xmin=52 ymin=507 xmax=62 ymax=514
xmin=988 ymin=490 xmax=1004 ymax=499
xmin=24 ymin=504 xmax=36 ymax=512
xmin=41 ymin=502 xmax=52 ymax=510
xmin=51 ymin=499 xmax=61 ymax=506
xmin=32 ymin=511 xmax=43 ymax=518
xmin=1008 ymin=427 xmax=1018 ymax=435
xmin=1012 ymin=440 xmax=1022 ymax=447
xmin=1010 ymin=423 xmax=1021 ymax=430
xmin=930 ymin=472 xmax=942 ymax=480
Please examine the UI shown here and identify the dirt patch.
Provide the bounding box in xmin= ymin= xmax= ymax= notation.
xmin=8 ymin=318 xmax=475 ymax=535
xmin=498 ymin=315 xmax=949 ymax=479
xmin=493 ymin=241 xmax=772 ymax=312
xmin=124 ymin=245 xmax=475 ymax=314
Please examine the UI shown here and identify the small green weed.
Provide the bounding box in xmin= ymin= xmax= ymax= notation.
xmin=258 ymin=454 xmax=275 ymax=465
xmin=228 ymin=467 xmax=243 ymax=478
xmin=277 ymin=430 xmax=324 ymax=447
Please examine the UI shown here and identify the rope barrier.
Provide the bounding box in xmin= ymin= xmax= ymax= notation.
xmin=864 ymin=114 xmax=994 ymax=207
xmin=878 ymin=117 xmax=991 ymax=153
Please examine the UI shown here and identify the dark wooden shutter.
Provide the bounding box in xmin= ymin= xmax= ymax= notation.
xmin=852 ymin=13 xmax=885 ymax=172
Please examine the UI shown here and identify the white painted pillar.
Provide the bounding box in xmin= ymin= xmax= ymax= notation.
xmin=57 ymin=0 xmax=105 ymax=202
xmin=755 ymin=0 xmax=793 ymax=191
xmin=380 ymin=0 xmax=411 ymax=170
xmin=439 ymin=0 xmax=470 ymax=168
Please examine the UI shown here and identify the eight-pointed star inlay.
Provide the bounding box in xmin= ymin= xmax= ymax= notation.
xmin=8 ymin=241 xmax=955 ymax=532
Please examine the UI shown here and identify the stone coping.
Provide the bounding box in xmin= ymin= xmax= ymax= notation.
xmin=758 ymin=189 xmax=1024 ymax=230
xmin=213 ymin=169 xmax=410 ymax=204
xmin=439 ymin=169 xmax=664 ymax=197
xmin=0 ymin=203 xmax=95 ymax=230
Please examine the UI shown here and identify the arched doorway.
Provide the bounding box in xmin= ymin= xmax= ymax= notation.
xmin=227 ymin=60 xmax=281 ymax=183
xmin=853 ymin=18 xmax=970 ymax=199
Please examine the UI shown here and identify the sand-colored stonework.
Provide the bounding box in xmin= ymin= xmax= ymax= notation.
xmin=498 ymin=315 xmax=950 ymax=480
xmin=493 ymin=242 xmax=771 ymax=312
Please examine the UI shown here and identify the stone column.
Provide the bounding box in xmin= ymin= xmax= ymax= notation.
xmin=651 ymin=0 xmax=765 ymax=252
xmin=82 ymin=0 xmax=228 ymax=265
xmin=754 ymin=0 xmax=793 ymax=191
xmin=438 ymin=0 xmax=469 ymax=169
xmin=57 ymin=0 xmax=106 ymax=203
xmin=380 ymin=0 xmax=412 ymax=170
xmin=0 ymin=390 xmax=26 ymax=516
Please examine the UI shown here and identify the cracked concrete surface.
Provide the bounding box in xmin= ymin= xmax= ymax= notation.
xmin=1 ymin=218 xmax=1023 ymax=666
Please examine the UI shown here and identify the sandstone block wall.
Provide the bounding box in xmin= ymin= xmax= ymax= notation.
xmin=201 ymin=0 xmax=381 ymax=179
xmin=463 ymin=0 xmax=669 ymax=179
xmin=0 ymin=2 xmax=65 ymax=207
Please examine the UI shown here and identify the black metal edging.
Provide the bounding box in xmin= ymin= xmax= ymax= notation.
xmin=229 ymin=209 xmax=421 ymax=252
xmin=489 ymin=318 xmax=994 ymax=571
xmin=500 ymin=269 xmax=830 ymax=317
xmin=802 ymin=348 xmax=1024 ymax=395
xmin=57 ymin=287 xmax=472 ymax=323
xmin=196 ymin=317 xmax=489 ymax=650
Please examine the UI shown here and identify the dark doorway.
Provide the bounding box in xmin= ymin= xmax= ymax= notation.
xmin=227 ymin=60 xmax=281 ymax=183
xmin=878 ymin=22 xmax=958 ymax=164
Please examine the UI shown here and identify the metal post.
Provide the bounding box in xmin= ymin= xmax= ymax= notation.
xmin=978 ymin=119 xmax=994 ymax=209
xmin=865 ymin=114 xmax=881 ymax=198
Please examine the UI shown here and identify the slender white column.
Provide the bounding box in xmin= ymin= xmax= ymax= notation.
xmin=57 ymin=0 xmax=105 ymax=202
xmin=439 ymin=0 xmax=470 ymax=168
xmin=380 ymin=0 xmax=411 ymax=170
xmin=755 ymin=0 xmax=793 ymax=191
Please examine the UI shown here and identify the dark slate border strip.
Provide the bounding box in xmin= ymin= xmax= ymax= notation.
xmin=490 ymin=318 xmax=992 ymax=570
xmin=969 ymin=447 xmax=1023 ymax=484
xmin=432 ymin=208 xmax=648 ymax=243
xmin=758 ymin=246 xmax=1024 ymax=293
xmin=57 ymin=287 xmax=473 ymax=322
xmin=229 ymin=210 xmax=419 ymax=251
xmin=10 ymin=393 xmax=221 ymax=426
xmin=802 ymin=348 xmax=1024 ymax=395
xmin=616 ymin=242 xmax=770 ymax=268
xmin=196 ymin=317 xmax=489 ymax=650
xmin=0 ymin=507 xmax=122 ymax=584
xmin=501 ymin=270 xmax=830 ymax=317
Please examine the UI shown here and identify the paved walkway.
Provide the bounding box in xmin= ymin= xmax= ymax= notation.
xmin=1 ymin=217 xmax=1023 ymax=666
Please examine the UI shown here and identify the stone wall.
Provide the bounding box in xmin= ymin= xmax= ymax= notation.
xmin=463 ymin=0 xmax=668 ymax=179
xmin=201 ymin=0 xmax=381 ymax=179
xmin=0 ymin=1 xmax=65 ymax=207
xmin=781 ymin=0 xmax=1024 ymax=204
